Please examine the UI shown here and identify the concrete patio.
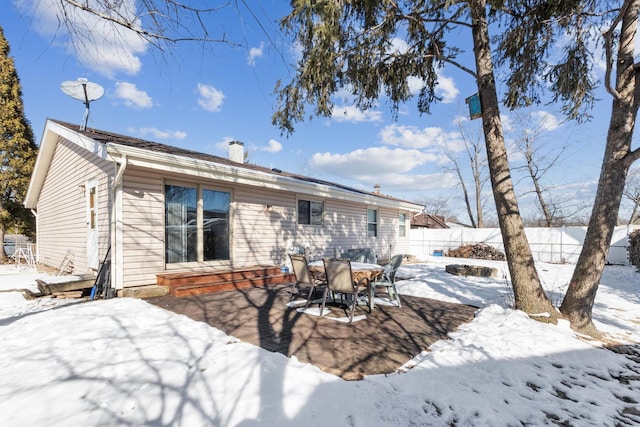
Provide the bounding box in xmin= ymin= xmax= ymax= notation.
xmin=146 ymin=284 xmax=478 ymax=380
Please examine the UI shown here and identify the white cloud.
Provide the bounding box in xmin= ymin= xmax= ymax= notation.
xmin=379 ymin=124 xmax=465 ymax=152
xmin=533 ymin=111 xmax=562 ymax=132
xmin=307 ymin=146 xmax=457 ymax=194
xmin=115 ymin=82 xmax=153 ymax=108
xmin=309 ymin=146 xmax=437 ymax=177
xmin=436 ymin=74 xmax=459 ymax=103
xmin=501 ymin=114 xmax=514 ymax=133
xmin=248 ymin=42 xmax=264 ymax=65
xmin=331 ymin=105 xmax=383 ymax=123
xmin=390 ymin=37 xmax=409 ymax=54
xmin=197 ymin=84 xmax=225 ymax=112
xmin=260 ymin=139 xmax=282 ymax=153
xmin=17 ymin=0 xmax=148 ymax=78
xmin=407 ymin=76 xmax=424 ymax=96
xmin=130 ymin=127 xmax=187 ymax=140
xmin=213 ymin=137 xmax=236 ymax=152
xmin=370 ymin=172 xmax=459 ymax=192
xmin=408 ymin=71 xmax=459 ymax=102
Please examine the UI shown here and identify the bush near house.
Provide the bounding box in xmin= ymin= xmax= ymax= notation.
xmin=627 ymin=229 xmax=640 ymax=269
xmin=447 ymin=243 xmax=506 ymax=261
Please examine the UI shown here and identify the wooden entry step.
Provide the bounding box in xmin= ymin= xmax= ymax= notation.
xmin=157 ymin=265 xmax=295 ymax=297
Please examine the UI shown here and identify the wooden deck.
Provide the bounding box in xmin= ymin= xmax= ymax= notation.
xmin=157 ymin=265 xmax=295 ymax=297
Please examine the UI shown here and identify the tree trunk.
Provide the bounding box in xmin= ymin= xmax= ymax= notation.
xmin=470 ymin=0 xmax=557 ymax=320
xmin=0 ymin=226 xmax=5 ymax=263
xmin=473 ymin=154 xmax=484 ymax=228
xmin=627 ymin=199 xmax=639 ymax=225
xmin=560 ymin=0 xmax=640 ymax=337
xmin=453 ymin=158 xmax=478 ymax=228
xmin=526 ymin=146 xmax=553 ymax=227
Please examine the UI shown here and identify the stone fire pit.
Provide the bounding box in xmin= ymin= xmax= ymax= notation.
xmin=445 ymin=264 xmax=498 ymax=278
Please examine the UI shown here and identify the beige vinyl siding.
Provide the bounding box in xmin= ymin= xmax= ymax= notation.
xmin=36 ymin=138 xmax=112 ymax=273
xmin=120 ymin=167 xmax=165 ymax=287
xmin=119 ymin=170 xmax=283 ymax=286
xmin=233 ymin=185 xmax=297 ymax=267
xmin=297 ymin=200 xmax=408 ymax=261
xmin=117 ymin=167 xmax=412 ymax=287
xmin=291 ymin=200 xmax=409 ymax=263
xmin=298 ymin=198 xmax=362 ymax=260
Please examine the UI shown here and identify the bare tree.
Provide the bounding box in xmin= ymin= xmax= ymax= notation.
xmin=52 ymin=0 xmax=235 ymax=48
xmin=446 ymin=118 xmax=488 ymax=228
xmin=447 ymin=154 xmax=478 ymax=227
xmin=510 ymin=112 xmax=567 ymax=227
xmin=622 ymin=167 xmax=640 ymax=225
xmin=413 ymin=196 xmax=452 ymax=219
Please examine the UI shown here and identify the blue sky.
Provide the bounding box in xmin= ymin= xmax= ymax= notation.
xmin=2 ymin=1 xmax=626 ymax=223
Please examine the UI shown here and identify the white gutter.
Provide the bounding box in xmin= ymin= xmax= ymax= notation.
xmin=109 ymin=155 xmax=127 ymax=294
xmin=113 ymin=154 xmax=127 ymax=188
xmin=106 ymin=143 xmax=422 ymax=212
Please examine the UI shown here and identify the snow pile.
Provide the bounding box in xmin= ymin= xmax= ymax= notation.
xmin=0 ymin=259 xmax=638 ymax=426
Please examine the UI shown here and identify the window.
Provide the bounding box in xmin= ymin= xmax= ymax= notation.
xmin=399 ymin=213 xmax=407 ymax=237
xmin=202 ymin=189 xmax=230 ymax=261
xmin=165 ymin=185 xmax=197 ymax=263
xmin=165 ymin=184 xmax=230 ymax=264
xmin=367 ymin=208 xmax=378 ymax=237
xmin=298 ymin=200 xmax=324 ymax=225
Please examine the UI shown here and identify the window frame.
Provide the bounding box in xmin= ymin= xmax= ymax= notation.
xmin=399 ymin=212 xmax=407 ymax=237
xmin=367 ymin=208 xmax=378 ymax=237
xmin=164 ymin=180 xmax=232 ymax=268
xmin=297 ymin=198 xmax=324 ymax=226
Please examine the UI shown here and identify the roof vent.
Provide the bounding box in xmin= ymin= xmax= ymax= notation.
xmin=229 ymin=140 xmax=244 ymax=163
xmin=374 ymin=184 xmax=381 ymax=194
xmin=271 ymin=168 xmax=282 ymax=173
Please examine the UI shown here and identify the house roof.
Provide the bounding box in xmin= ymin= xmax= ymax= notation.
xmin=25 ymin=119 xmax=423 ymax=212
xmin=411 ymin=213 xmax=449 ymax=229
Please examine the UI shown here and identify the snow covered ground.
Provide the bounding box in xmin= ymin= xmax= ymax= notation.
xmin=0 ymin=257 xmax=638 ymax=426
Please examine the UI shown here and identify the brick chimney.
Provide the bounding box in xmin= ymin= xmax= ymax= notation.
xmin=228 ymin=140 xmax=244 ymax=163
xmin=374 ymin=184 xmax=381 ymax=194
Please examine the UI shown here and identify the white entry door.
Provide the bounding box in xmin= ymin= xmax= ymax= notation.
xmin=86 ymin=179 xmax=99 ymax=270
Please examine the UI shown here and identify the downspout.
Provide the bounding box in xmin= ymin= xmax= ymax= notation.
xmin=30 ymin=209 xmax=38 ymax=263
xmin=110 ymin=154 xmax=127 ymax=296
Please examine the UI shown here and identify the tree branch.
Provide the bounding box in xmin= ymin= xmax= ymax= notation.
xmin=58 ymin=0 xmax=238 ymax=45
xmin=602 ymin=0 xmax=630 ymax=100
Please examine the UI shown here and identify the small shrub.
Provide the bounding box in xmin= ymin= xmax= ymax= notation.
xmin=627 ymin=229 xmax=640 ymax=269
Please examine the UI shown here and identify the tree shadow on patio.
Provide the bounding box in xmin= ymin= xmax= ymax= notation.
xmin=146 ymin=284 xmax=478 ymax=380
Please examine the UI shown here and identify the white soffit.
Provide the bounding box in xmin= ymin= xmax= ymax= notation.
xmin=107 ymin=143 xmax=420 ymax=211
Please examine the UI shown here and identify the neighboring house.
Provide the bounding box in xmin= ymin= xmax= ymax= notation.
xmin=25 ymin=119 xmax=422 ymax=294
xmin=410 ymin=213 xmax=449 ymax=229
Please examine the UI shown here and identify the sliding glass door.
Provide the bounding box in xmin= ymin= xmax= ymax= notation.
xmin=164 ymin=184 xmax=230 ymax=265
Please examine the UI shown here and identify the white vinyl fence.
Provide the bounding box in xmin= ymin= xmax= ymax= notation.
xmin=409 ymin=225 xmax=639 ymax=265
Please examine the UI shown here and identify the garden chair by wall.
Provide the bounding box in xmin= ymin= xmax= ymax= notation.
xmin=371 ymin=254 xmax=403 ymax=308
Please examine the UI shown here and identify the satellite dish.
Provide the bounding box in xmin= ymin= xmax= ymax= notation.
xmin=60 ymin=78 xmax=104 ymax=130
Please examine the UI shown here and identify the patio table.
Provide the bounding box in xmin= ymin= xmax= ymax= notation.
xmin=307 ymin=260 xmax=384 ymax=311
xmin=307 ymin=260 xmax=384 ymax=283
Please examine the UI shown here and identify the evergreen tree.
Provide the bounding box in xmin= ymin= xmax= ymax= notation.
xmin=0 ymin=25 xmax=38 ymax=262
